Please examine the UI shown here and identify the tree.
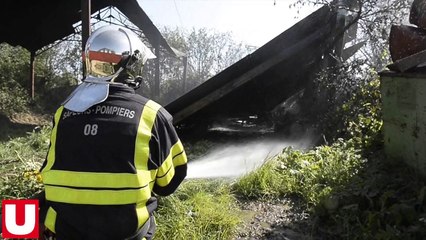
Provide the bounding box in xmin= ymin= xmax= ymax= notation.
xmin=291 ymin=0 xmax=412 ymax=69
xmin=0 ymin=39 xmax=81 ymax=115
xmin=34 ymin=40 xmax=81 ymax=112
xmin=142 ymin=27 xmax=253 ymax=104
xmin=0 ymin=43 xmax=30 ymax=115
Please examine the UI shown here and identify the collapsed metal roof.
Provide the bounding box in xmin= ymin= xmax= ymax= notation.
xmin=0 ymin=0 xmax=176 ymax=55
xmin=165 ymin=5 xmax=348 ymax=127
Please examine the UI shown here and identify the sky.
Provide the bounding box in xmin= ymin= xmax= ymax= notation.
xmin=137 ymin=0 xmax=320 ymax=47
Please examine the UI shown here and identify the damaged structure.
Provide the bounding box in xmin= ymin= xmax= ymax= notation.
xmin=1 ymin=0 xmax=363 ymax=136
xmin=165 ymin=2 xmax=362 ymax=133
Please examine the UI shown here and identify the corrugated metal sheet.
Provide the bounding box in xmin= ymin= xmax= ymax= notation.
xmin=0 ymin=0 xmax=175 ymax=55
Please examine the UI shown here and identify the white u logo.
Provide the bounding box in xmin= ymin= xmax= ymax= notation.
xmin=5 ymin=204 xmax=36 ymax=235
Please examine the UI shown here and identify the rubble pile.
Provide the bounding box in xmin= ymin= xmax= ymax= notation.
xmin=388 ymin=0 xmax=426 ymax=72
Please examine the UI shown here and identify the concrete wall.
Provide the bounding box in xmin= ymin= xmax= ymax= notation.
xmin=380 ymin=71 xmax=426 ymax=177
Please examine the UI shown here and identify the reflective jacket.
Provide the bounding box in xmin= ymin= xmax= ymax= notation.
xmin=40 ymin=84 xmax=187 ymax=240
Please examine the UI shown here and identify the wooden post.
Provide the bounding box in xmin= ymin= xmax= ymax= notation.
xmin=29 ymin=51 xmax=35 ymax=99
xmin=81 ymin=0 xmax=91 ymax=78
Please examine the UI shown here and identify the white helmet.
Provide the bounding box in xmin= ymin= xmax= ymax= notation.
xmin=63 ymin=25 xmax=155 ymax=112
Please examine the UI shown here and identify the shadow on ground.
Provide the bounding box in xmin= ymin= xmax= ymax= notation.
xmin=0 ymin=113 xmax=50 ymax=141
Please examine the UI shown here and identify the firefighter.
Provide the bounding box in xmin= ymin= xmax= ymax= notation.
xmin=40 ymin=25 xmax=188 ymax=240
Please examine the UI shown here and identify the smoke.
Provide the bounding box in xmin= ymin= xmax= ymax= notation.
xmin=186 ymin=135 xmax=314 ymax=179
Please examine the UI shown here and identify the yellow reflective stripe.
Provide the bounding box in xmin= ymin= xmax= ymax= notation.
xmin=171 ymin=140 xmax=187 ymax=166
xmin=173 ymin=152 xmax=187 ymax=167
xmin=44 ymin=207 xmax=57 ymax=233
xmin=138 ymin=169 xmax=157 ymax=186
xmin=136 ymin=201 xmax=149 ymax=229
xmin=156 ymin=165 xmax=175 ymax=187
xmin=42 ymin=106 xmax=64 ymax=172
xmin=42 ymin=170 xmax=155 ymax=188
xmin=45 ymin=185 xmax=151 ymax=205
xmin=157 ymin=156 xmax=173 ymax=177
xmin=149 ymin=181 xmax=155 ymax=190
xmin=134 ymin=100 xmax=161 ymax=171
xmin=155 ymin=140 xmax=187 ymax=187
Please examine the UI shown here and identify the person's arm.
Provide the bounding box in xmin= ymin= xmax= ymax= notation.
xmin=150 ymin=108 xmax=187 ymax=196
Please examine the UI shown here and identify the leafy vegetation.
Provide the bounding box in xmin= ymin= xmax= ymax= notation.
xmin=142 ymin=27 xmax=253 ymax=104
xmin=0 ymin=126 xmax=50 ymax=199
xmin=0 ymin=44 xmax=31 ymax=115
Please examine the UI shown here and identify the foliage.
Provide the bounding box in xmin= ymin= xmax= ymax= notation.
xmin=232 ymin=160 xmax=287 ymax=199
xmin=0 ymin=41 xmax=79 ymax=115
xmin=233 ymin=72 xmax=426 ymax=238
xmin=155 ymin=179 xmax=241 ymax=240
xmin=34 ymin=41 xmax=80 ymax=112
xmin=315 ymin=153 xmax=426 ymax=239
xmin=292 ymin=0 xmax=412 ymax=70
xmin=0 ymin=125 xmax=51 ymax=199
xmin=278 ymin=140 xmax=365 ymax=207
xmin=0 ymin=43 xmax=31 ymax=115
xmin=0 ymin=159 xmax=44 ymax=199
xmin=341 ymin=77 xmax=383 ymax=149
xmin=0 ymin=84 xmax=30 ymax=115
xmin=233 ymin=139 xmax=365 ymax=208
xmin=316 ymin=63 xmax=383 ymax=147
xmin=142 ymin=27 xmax=253 ymax=104
xmin=290 ymin=0 xmax=410 ymax=142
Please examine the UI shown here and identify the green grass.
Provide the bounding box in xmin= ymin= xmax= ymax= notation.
xmin=233 ymin=139 xmax=365 ymax=207
xmin=0 ymin=125 xmax=49 ymax=199
xmin=154 ymin=179 xmax=241 ymax=240
xmin=232 ymin=159 xmax=286 ymax=199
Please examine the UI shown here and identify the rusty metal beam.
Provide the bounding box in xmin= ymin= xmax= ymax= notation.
xmin=410 ymin=0 xmax=426 ymax=29
xmin=388 ymin=49 xmax=426 ymax=72
xmin=389 ymin=25 xmax=426 ymax=62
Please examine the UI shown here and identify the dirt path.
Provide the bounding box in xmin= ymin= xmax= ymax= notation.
xmin=234 ymin=198 xmax=316 ymax=240
xmin=8 ymin=112 xmax=50 ymax=126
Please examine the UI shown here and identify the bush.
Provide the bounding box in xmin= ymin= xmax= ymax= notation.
xmin=233 ymin=139 xmax=365 ymax=208
xmin=342 ymin=78 xmax=383 ymax=150
xmin=0 ymin=82 xmax=30 ymax=116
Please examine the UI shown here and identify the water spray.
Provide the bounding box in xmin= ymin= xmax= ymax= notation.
xmin=186 ymin=138 xmax=311 ymax=179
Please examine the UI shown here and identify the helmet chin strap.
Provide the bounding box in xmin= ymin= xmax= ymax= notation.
xmin=119 ymin=51 xmax=144 ymax=89
xmin=123 ymin=76 xmax=142 ymax=89
xmin=133 ymin=76 xmax=143 ymax=89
